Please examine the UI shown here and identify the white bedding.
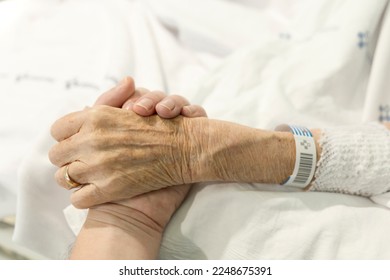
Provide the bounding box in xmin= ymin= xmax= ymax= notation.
xmin=1 ymin=0 xmax=390 ymax=259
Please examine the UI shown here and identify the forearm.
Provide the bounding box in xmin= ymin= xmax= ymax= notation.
xmin=190 ymin=118 xmax=321 ymax=185
xmin=70 ymin=204 xmax=162 ymax=260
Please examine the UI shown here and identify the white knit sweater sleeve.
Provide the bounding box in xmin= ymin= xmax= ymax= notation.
xmin=310 ymin=123 xmax=390 ymax=198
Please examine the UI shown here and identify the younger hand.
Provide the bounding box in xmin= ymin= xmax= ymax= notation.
xmin=71 ymin=184 xmax=191 ymax=259
xmin=94 ymin=77 xmax=207 ymax=119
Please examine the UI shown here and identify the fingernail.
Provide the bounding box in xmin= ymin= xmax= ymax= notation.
xmin=136 ymin=98 xmax=154 ymax=111
xmin=159 ymin=99 xmax=175 ymax=111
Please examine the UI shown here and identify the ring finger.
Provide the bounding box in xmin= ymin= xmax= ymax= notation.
xmin=55 ymin=161 xmax=89 ymax=190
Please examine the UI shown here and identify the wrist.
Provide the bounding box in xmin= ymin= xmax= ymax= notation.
xmin=70 ymin=204 xmax=162 ymax=259
xmin=87 ymin=203 xmax=164 ymax=236
xmin=187 ymin=118 xmax=297 ymax=184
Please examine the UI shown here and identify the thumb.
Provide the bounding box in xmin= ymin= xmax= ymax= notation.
xmin=94 ymin=77 xmax=135 ymax=107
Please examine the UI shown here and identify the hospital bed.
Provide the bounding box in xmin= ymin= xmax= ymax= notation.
xmin=1 ymin=0 xmax=390 ymax=259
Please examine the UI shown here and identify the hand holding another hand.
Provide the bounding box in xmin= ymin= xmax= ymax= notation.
xmin=49 ymin=77 xmax=208 ymax=209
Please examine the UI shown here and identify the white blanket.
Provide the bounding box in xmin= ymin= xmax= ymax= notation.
xmin=1 ymin=0 xmax=390 ymax=259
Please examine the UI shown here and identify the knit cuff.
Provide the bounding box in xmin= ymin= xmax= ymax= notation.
xmin=311 ymin=123 xmax=390 ymax=197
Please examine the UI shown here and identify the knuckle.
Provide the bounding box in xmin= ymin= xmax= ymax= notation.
xmin=150 ymin=90 xmax=166 ymax=95
xmin=126 ymin=91 xmax=142 ymax=103
xmin=50 ymin=122 xmax=58 ymax=140
xmin=199 ymin=108 xmax=207 ymax=117
xmin=54 ymin=169 xmax=61 ymax=183
xmin=150 ymin=90 xmax=167 ymax=99
xmin=54 ymin=168 xmax=67 ymax=188
xmin=193 ymin=105 xmax=207 ymax=117
xmin=85 ymin=108 xmax=100 ymax=128
xmin=135 ymin=87 xmax=151 ymax=97
xmin=85 ymin=106 xmax=111 ymax=130
xmin=48 ymin=145 xmax=59 ymax=165
xmin=171 ymin=94 xmax=189 ymax=103
xmin=71 ymin=194 xmax=86 ymax=209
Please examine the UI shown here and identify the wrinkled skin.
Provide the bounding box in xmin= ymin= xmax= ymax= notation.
xmin=49 ymin=105 xmax=207 ymax=209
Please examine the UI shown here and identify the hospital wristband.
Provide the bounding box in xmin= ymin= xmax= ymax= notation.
xmin=275 ymin=124 xmax=317 ymax=189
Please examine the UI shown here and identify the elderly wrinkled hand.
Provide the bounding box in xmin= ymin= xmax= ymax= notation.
xmin=49 ymin=105 xmax=208 ymax=208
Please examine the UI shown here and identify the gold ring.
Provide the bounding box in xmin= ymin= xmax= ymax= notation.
xmin=64 ymin=164 xmax=81 ymax=188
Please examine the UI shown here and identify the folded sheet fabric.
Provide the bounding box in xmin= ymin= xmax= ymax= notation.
xmin=6 ymin=0 xmax=390 ymax=259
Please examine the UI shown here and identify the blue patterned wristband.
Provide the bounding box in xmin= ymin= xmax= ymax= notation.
xmin=275 ymin=124 xmax=317 ymax=189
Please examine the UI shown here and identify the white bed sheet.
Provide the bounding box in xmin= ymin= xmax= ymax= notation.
xmin=0 ymin=0 xmax=390 ymax=259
